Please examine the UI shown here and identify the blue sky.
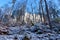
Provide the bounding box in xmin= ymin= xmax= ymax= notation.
xmin=0 ymin=0 xmax=12 ymax=7
xmin=0 ymin=0 xmax=60 ymax=13
xmin=0 ymin=0 xmax=59 ymax=7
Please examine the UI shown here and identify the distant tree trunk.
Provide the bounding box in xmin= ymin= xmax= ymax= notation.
xmin=34 ymin=1 xmax=36 ymax=23
xmin=22 ymin=0 xmax=27 ymax=24
xmin=34 ymin=14 xmax=36 ymax=23
xmin=44 ymin=0 xmax=52 ymax=29
xmin=12 ymin=0 xmax=16 ymax=18
xmin=39 ymin=0 xmax=42 ymax=23
xmin=31 ymin=3 xmax=34 ymax=23
xmin=53 ymin=14 xmax=55 ymax=19
xmin=40 ymin=0 xmax=46 ymax=23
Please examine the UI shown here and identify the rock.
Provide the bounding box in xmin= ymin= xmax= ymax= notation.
xmin=31 ymin=37 xmax=40 ymax=40
xmin=23 ymin=36 xmax=30 ymax=40
xmin=18 ymin=35 xmax=25 ymax=40
xmin=36 ymin=30 xmax=43 ymax=34
xmin=30 ymin=26 xmax=38 ymax=32
xmin=0 ymin=26 xmax=8 ymax=35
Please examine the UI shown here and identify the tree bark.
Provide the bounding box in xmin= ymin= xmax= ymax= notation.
xmin=44 ymin=0 xmax=52 ymax=29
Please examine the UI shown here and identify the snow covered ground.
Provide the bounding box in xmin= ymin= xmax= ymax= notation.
xmin=0 ymin=33 xmax=60 ymax=40
xmin=0 ymin=23 xmax=60 ymax=40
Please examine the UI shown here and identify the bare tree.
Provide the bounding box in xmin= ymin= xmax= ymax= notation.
xmin=31 ymin=3 xmax=34 ymax=23
xmin=0 ymin=8 xmax=2 ymax=21
xmin=12 ymin=0 xmax=16 ymax=7
xmin=48 ymin=1 xmax=59 ymax=19
xmin=44 ymin=0 xmax=52 ymax=29
xmin=14 ymin=0 xmax=27 ymax=24
xmin=40 ymin=0 xmax=46 ymax=23
xmin=12 ymin=0 xmax=16 ymax=15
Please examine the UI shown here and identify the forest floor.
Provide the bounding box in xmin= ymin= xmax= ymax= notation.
xmin=0 ymin=22 xmax=60 ymax=40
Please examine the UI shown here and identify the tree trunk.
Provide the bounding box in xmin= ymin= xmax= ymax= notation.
xmin=44 ymin=0 xmax=52 ymax=29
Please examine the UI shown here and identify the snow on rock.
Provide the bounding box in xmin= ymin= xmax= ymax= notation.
xmin=0 ymin=35 xmax=25 ymax=40
xmin=8 ymin=27 xmax=21 ymax=34
xmin=18 ymin=35 xmax=25 ymax=40
xmin=0 ymin=35 xmax=14 ymax=40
